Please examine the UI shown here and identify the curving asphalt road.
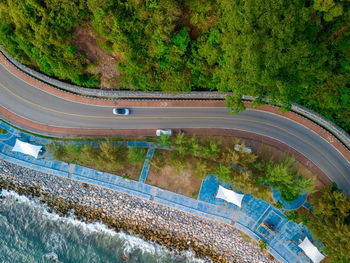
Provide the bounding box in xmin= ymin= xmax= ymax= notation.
xmin=0 ymin=63 xmax=349 ymax=195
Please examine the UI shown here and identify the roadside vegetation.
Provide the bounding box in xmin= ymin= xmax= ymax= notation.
xmin=47 ymin=140 xmax=146 ymax=180
xmin=0 ymin=0 xmax=348 ymax=132
xmin=149 ymin=134 xmax=314 ymax=202
xmin=285 ymin=184 xmax=350 ymax=263
xmin=47 ymin=135 xmax=314 ymax=202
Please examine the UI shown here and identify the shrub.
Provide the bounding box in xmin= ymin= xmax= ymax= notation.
xmin=259 ymin=239 xmax=267 ymax=252
xmin=150 ymin=150 xmax=166 ymax=170
xmin=285 ymin=210 xmax=299 ymax=222
xmin=275 ymin=201 xmax=284 ymax=209
xmin=191 ymin=158 xmax=210 ymax=179
xmin=169 ymin=151 xmax=186 ymax=174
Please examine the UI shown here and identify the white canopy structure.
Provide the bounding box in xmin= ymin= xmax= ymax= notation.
xmin=298 ymin=237 xmax=325 ymax=263
xmin=216 ymin=185 xmax=244 ymax=208
xmin=11 ymin=139 xmax=42 ymax=159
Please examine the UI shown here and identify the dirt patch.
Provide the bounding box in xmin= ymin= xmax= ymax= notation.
xmin=117 ymin=162 xmax=143 ymax=181
xmin=146 ymin=151 xmax=203 ymax=198
xmin=74 ymin=26 xmax=122 ymax=89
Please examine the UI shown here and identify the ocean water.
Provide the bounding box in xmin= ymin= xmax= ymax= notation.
xmin=0 ymin=190 xmax=203 ymax=263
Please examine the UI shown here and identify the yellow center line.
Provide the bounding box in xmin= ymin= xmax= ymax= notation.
xmin=1 ymin=81 xmax=348 ymax=183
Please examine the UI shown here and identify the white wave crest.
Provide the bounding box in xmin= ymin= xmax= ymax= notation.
xmin=1 ymin=189 xmax=204 ymax=262
xmin=0 ymin=189 xmax=116 ymax=236
xmin=118 ymin=232 xmax=204 ymax=263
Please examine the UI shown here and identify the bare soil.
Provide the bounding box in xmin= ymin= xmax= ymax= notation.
xmin=117 ymin=162 xmax=143 ymax=181
xmin=146 ymin=151 xmax=203 ymax=198
xmin=74 ymin=26 xmax=123 ymax=89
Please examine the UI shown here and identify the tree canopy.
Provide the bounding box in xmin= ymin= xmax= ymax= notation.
xmin=309 ymin=187 xmax=350 ymax=262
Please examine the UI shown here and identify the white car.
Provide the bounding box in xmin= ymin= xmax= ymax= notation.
xmin=113 ymin=108 xmax=130 ymax=115
xmin=156 ymin=129 xmax=173 ymax=136
xmin=234 ymin=144 xmax=252 ymax=154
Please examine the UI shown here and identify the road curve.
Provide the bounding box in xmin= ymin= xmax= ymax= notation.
xmin=0 ymin=63 xmax=349 ymax=195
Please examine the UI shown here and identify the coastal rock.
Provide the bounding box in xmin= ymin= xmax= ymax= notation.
xmin=120 ymin=252 xmax=130 ymax=262
xmin=0 ymin=159 xmax=276 ymax=263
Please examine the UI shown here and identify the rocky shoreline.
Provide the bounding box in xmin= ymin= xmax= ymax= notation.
xmin=0 ymin=159 xmax=275 ymax=263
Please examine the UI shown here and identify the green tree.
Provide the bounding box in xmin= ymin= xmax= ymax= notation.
xmin=189 ymin=136 xmax=201 ymax=156
xmin=128 ymin=147 xmax=147 ymax=165
xmin=215 ymin=163 xmax=231 ymax=183
xmin=156 ymin=134 xmax=171 ymax=148
xmin=174 ymin=132 xmax=187 ymax=156
xmin=285 ymin=210 xmax=299 ymax=222
xmin=264 ymin=156 xmax=314 ymax=201
xmin=80 ymin=144 xmax=101 ymax=166
xmin=215 ymin=0 xmax=325 ymax=109
xmin=47 ymin=142 xmax=67 ymax=161
xmin=169 ymin=150 xmax=186 ymax=174
xmin=308 ymin=187 xmax=350 ymax=262
xmin=222 ymin=145 xmax=257 ymax=170
xmin=172 ymin=27 xmax=190 ymax=53
xmin=314 ymin=0 xmax=345 ymax=21
xmin=259 ymin=239 xmax=267 ymax=252
xmin=222 ymin=148 xmax=240 ymax=166
xmin=231 ymin=171 xmax=272 ymax=202
xmin=208 ymin=139 xmax=221 ymax=159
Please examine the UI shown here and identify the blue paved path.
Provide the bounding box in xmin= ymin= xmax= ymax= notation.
xmin=139 ymin=147 xmax=155 ymax=183
xmin=0 ymin=121 xmax=324 ymax=263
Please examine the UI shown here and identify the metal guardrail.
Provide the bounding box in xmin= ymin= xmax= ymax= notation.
xmin=291 ymin=104 xmax=350 ymax=149
xmin=1 ymin=47 xmax=349 ymax=150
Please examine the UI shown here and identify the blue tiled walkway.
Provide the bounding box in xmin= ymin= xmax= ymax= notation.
xmin=0 ymin=121 xmax=325 ymax=263
xmin=139 ymin=147 xmax=155 ymax=183
xmin=199 ymin=175 xmax=324 ymax=263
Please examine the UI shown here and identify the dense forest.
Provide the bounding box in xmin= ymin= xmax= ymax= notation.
xmin=0 ymin=0 xmax=349 ymax=132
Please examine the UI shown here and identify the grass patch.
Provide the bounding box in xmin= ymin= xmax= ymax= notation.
xmin=239 ymin=231 xmax=254 ymax=243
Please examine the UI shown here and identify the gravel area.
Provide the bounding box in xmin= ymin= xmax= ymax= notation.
xmin=0 ymin=159 xmax=276 ymax=263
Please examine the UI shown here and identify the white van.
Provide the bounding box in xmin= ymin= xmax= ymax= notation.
xmin=156 ymin=129 xmax=173 ymax=136
xmin=234 ymin=144 xmax=252 ymax=154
